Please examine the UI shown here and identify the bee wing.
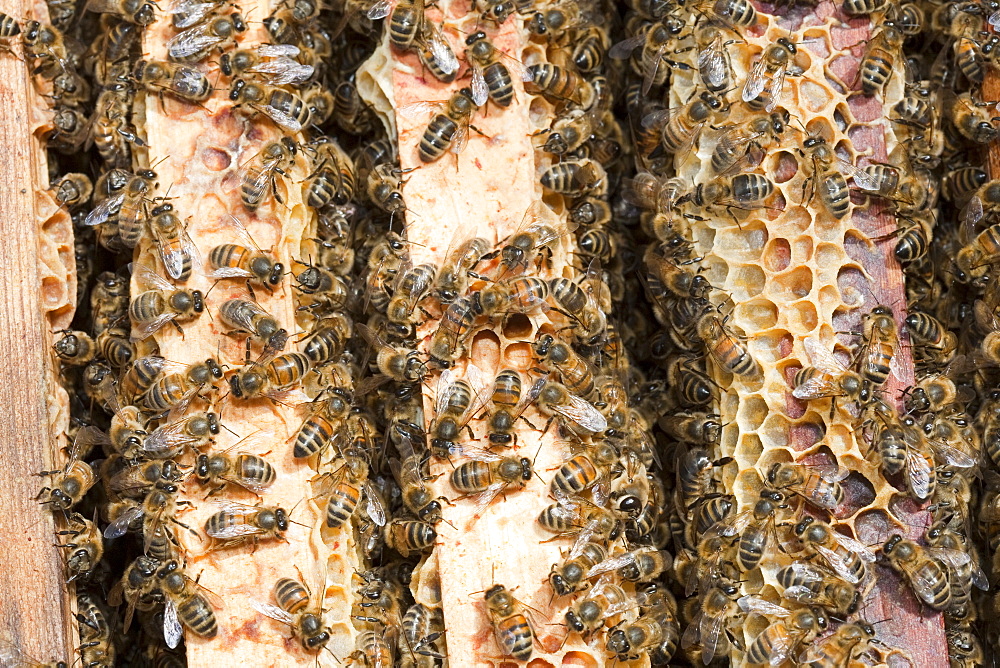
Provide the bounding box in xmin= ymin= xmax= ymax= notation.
xmin=251 ymin=58 xmax=315 ymax=85
xmin=168 ymin=0 xmax=216 ymax=27
xmin=427 ymin=24 xmax=458 ymax=75
xmin=133 ymin=311 xmax=179 ymax=341
xmin=464 ymin=363 xmax=493 ymax=415
xmin=252 ymin=600 xmax=294 ymax=625
xmin=641 ymin=44 xmax=667 ymax=96
xmin=434 ymin=368 xmax=457 ymax=416
xmin=366 ymin=0 xmax=392 ymax=18
xmin=261 ymin=104 xmax=304 ymax=132
xmin=163 ymin=599 xmax=183 ymax=649
xmin=698 ymin=608 xmax=727 ymax=664
xmin=737 ymin=595 xmax=791 ymax=618
xmin=783 ymin=560 xmax=826 ymax=584
xmin=154 ymin=224 xmax=200 ymax=281
xmin=791 ymin=369 xmax=843 ymax=400
xmin=742 ymin=54 xmax=769 ymax=102
xmin=705 ymin=509 xmax=753 ymax=539
xmin=905 ymin=447 xmax=934 ymax=501
xmin=451 ymin=119 xmax=469 ymax=156
xmin=608 ymin=34 xmax=643 ymax=60
xmin=698 ymin=38 xmax=729 ymax=90
xmin=167 ymin=28 xmax=220 ymax=60
xmin=355 ymin=373 xmax=392 ymax=397
xmin=765 ymin=626 xmax=794 ymax=667
xmin=803 ymin=335 xmax=849 ymax=373
xmin=103 ymin=504 xmax=144 ymax=539
xmin=814 ymin=544 xmax=860 ymax=583
xmin=814 ymin=464 xmax=850 ymax=482
xmin=764 ymin=66 xmax=786 ymax=112
xmin=256 ymin=44 xmax=300 ymax=57
xmin=831 ymin=532 xmax=876 ymax=563
xmin=142 ymin=419 xmax=193 ymax=458
xmin=134 ymin=264 xmax=175 ymax=292
xmin=84 ymin=192 xmax=125 ymax=227
xmin=550 ymin=391 xmax=608 ymax=433
xmin=469 ymin=481 xmax=509 ymax=521
xmin=470 ymin=64 xmax=489 ymax=107
xmin=962 ymin=195 xmax=984 ymax=240
xmin=397 ymin=101 xmax=444 ymax=120
xmin=838 ymin=158 xmax=882 ymax=191
xmin=585 ymin=550 xmax=640 ymax=579
xmin=928 ymin=439 xmax=978 ymax=469
xmin=362 ymin=482 xmax=388 ymax=526
xmin=782 ymin=584 xmax=818 ymax=603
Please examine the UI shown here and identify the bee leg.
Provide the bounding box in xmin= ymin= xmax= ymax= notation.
xmin=541 ymin=416 xmax=555 ymax=436
xmin=170 ymin=320 xmax=186 ymax=338
xmin=518 ymin=416 xmax=538 ymax=431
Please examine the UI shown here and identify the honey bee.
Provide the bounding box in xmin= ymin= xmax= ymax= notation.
xmin=150 ymin=559 xmax=221 ymax=646
xmin=799 ymin=134 xmax=881 ymax=218
xmin=766 ymin=461 xmax=847 ymax=511
xmin=357 ymin=323 xmax=426 ymax=384
xmin=228 ymin=351 xmax=311 ymax=400
xmin=52 ymin=173 xmax=93 ymax=211
xmin=305 ymin=135 xmax=357 ymax=208
xmin=53 ymin=330 xmax=96 ymax=366
xmin=589 ymin=547 xmax=673 ymax=583
xmin=565 ymin=578 xmax=633 ymax=638
xmin=537 ymin=496 xmax=621 ymax=544
xmin=537 ymin=380 xmax=608 ymax=434
xmin=133 ymin=58 xmax=211 ymax=102
xmin=435 ymin=234 xmax=490 ymax=303
xmin=390 ymin=435 xmax=446 ymax=524
xmin=210 ymin=221 xmax=284 ymax=296
xmin=144 ymin=411 xmax=220 ymax=459
xmin=365 ymin=163 xmax=407 ymax=215
xmin=48 ymin=105 xmax=90 ymax=154
xmin=237 ymin=138 xmax=297 ymax=211
xmin=450 ymin=447 xmax=532 ymax=520
xmin=293 ymin=260 xmax=350 ymax=315
xmin=254 ymin=577 xmax=331 ymax=651
xmin=880 ymin=534 xmax=953 ymax=610
xmin=860 ymin=19 xmax=905 ymax=96
xmin=491 ymin=201 xmax=574 ymax=278
xmin=220 ymin=43 xmax=314 ymax=85
xmin=793 ymin=335 xmax=868 ymax=413
xmin=84 ymin=0 xmax=155 ymax=24
xmin=129 ymin=266 xmax=205 ymax=340
xmin=428 ymin=295 xmax=479 ymax=367
xmin=400 ymin=87 xmax=481 ymax=163
xmin=195 ymin=436 xmax=277 ymax=494
xmin=943 ymin=165 xmax=988 ymax=204
xmin=859 ymin=305 xmax=898 ymax=387
xmin=428 ymin=365 xmax=489 ymax=457
xmin=38 ymin=429 xmax=97 ymax=511
xmin=550 ymin=441 xmax=619 ymax=499
xmin=609 ymin=17 xmax=688 ymax=95
xmin=679 ymin=580 xmax=742 ymax=664
xmin=142 ymin=357 xmax=224 ymax=413
xmin=742 ymin=37 xmax=798 ymax=111
xmin=292 ymin=390 xmax=350 ymax=460
xmin=387 ymin=0 xmax=425 ymax=49
xmin=710 ymin=110 xmax=790 ymax=175
xmin=166 ymin=10 xmax=245 ymax=62
xmin=707 ymin=489 xmax=789 ymax=572
xmin=145 ymin=203 xmax=200 ymax=281
xmin=202 ymin=500 xmax=289 ymax=551
xmin=230 ymin=78 xmax=310 ymax=132
xmin=532 ymin=333 xmax=595 ymax=397
xmin=313 ymin=446 xmax=385 ymax=529
xmin=738 ymin=599 xmax=828 ymax=666
xmin=541 ymin=108 xmax=595 ymax=156
xmin=696 ymin=311 xmax=760 ymax=377
xmin=484 ymin=584 xmax=534 ymax=661
xmin=300 ymin=314 xmax=352 ymax=367
xmin=540 ymin=158 xmax=607 ymax=197
xmin=218 ymin=297 xmax=287 ymax=355
xmin=400 ymin=602 xmax=446 ymax=665
xmin=464 ymin=30 xmax=529 ymax=108
xmin=386 ymin=263 xmax=437 ymax=331
xmin=924 ymin=521 xmax=989 ymax=618
xmin=384 ymin=518 xmax=437 ymax=557
xmin=643 ymin=91 xmax=727 ymax=157
xmin=84 ymin=169 xmax=157 ymax=232
xmin=76 ymin=592 xmax=115 ymax=665
xmin=487 ymin=371 xmax=543 ymax=447
xmin=525 ymin=62 xmax=595 ymax=108
xmin=794 ymin=516 xmax=875 ymax=584
xmin=777 ymin=560 xmax=860 ymax=617
xmin=57 ymin=512 xmax=103 ymax=580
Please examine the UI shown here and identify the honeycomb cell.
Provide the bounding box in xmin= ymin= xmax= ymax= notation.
xmin=838 ymin=472 xmax=876 ymax=518
xmin=767 ymin=266 xmax=813 ymax=300
xmin=752 ymin=330 xmax=793 ymax=366
xmin=815 ymin=241 xmax=846 ymax=269
xmin=726 ymin=263 xmax=765 ymax=300
xmin=779 ymin=204 xmax=812 ymax=234
xmin=737 ymin=298 xmax=778 ymax=330
xmin=759 ymin=413 xmax=791 ymax=450
xmin=789 ymin=420 xmax=824 ymax=451
xmin=561 ymin=653 xmax=598 ymax=668
xmin=769 ymin=150 xmax=799 ymax=184
xmin=762 ymin=237 xmax=790 ymax=272
xmin=503 ymin=341 xmax=533 ymax=369
xmin=717 ymin=222 xmax=768 ymax=264
xmin=502 ymin=314 xmax=533 ymax=339
xmin=783 ymin=299 xmax=818 ymax=332
xmin=853 ymin=508 xmax=897 ymax=545
xmin=812 ymin=210 xmax=849 ymax=242
xmin=800 ymin=80 xmax=833 ymax=113
xmin=736 ymin=432 xmax=764 ymax=468
xmin=737 ymin=395 xmax=768 ymax=433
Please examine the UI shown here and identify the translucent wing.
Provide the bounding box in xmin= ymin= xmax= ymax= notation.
xmin=928 ymin=439 xmax=978 ymax=469
xmin=833 ymin=533 xmax=876 ymax=562
xmin=469 ymin=481 xmax=510 ymax=521
xmin=783 ymin=561 xmax=825 ymax=584
xmin=742 ymin=54 xmax=769 ymax=102
xmin=451 ymin=120 xmax=469 ymax=156
xmin=641 ymin=44 xmax=666 ymax=96
xmin=698 ymin=35 xmax=728 ymax=90
xmin=366 ymin=0 xmax=392 ymax=19
xmin=764 ymin=66 xmax=786 ymax=112
xmin=782 ymin=584 xmax=818 ymax=602
xmin=248 ymin=58 xmax=314 ymax=85
xmin=103 ymin=504 xmax=144 ymax=539
xmin=362 ymin=482 xmax=387 ymax=526
xmin=839 ymin=158 xmax=882 ymax=191
xmin=549 ymin=391 xmax=608 ymax=433
xmin=608 ymin=35 xmax=643 ymax=60
xmin=154 ymin=222 xmax=200 ymax=281
xmin=262 ymin=104 xmax=304 ymax=132
xmin=134 ymin=311 xmax=179 ymax=340
xmin=765 ymin=625 xmax=793 ymax=667
xmin=143 ymin=420 xmax=197 ymax=457
xmin=737 ymin=595 xmax=791 ymax=618
xmin=586 ymin=551 xmax=640 ymax=580
xmin=815 ymin=464 xmax=850 ymax=482
xmin=905 ymin=447 xmax=934 ymax=500
xmin=397 ymin=101 xmax=443 ymax=120
xmin=434 ymin=368 xmax=457 ymax=416
xmin=168 ymin=0 xmax=216 ymax=28
xmin=814 ymin=544 xmax=860 ymax=583
xmin=163 ymin=599 xmax=183 ymax=649
xmin=167 ymin=29 xmax=220 ymax=60
xmin=698 ymin=607 xmax=727 ymax=664
xmin=253 ymin=600 xmax=294 ymax=625
xmin=257 ymin=44 xmax=300 ymax=57
xmin=471 ymin=65 xmax=489 ymax=107
xmin=792 ymin=368 xmax=843 ymax=400
xmin=428 ymin=24 xmax=458 ymax=75
xmin=84 ymin=192 xmax=125 ymax=227
xmin=963 ymin=194 xmax=984 ymax=236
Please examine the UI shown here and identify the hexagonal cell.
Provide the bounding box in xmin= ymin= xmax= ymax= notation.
xmin=737 ymin=298 xmax=778 ymax=331
xmin=561 ymin=652 xmax=598 ymax=668
xmin=780 ymin=204 xmax=813 ymax=234
xmin=752 ymin=330 xmax=793 ymax=366
xmin=716 ymin=221 xmax=768 ymax=264
xmin=783 ymin=299 xmax=819 ymax=332
xmin=767 ymin=266 xmax=813 ymax=301
xmin=789 ymin=419 xmax=825 ymax=451
xmin=503 ymin=341 xmax=534 ymax=369
xmin=838 ymin=471 xmax=877 ymax=519
xmin=736 ymin=432 xmax=764 ymax=468
xmin=726 ymin=263 xmax=766 ymax=301
xmin=812 ymin=210 xmax=849 ymax=242
xmin=769 ymin=151 xmax=800 ymax=184
xmin=789 ymin=235 xmax=813 ymax=263
xmin=853 ymin=507 xmax=897 ymax=546
xmin=759 ymin=413 xmax=791 ymax=450
xmin=762 ymin=237 xmax=791 ymax=272
xmin=737 ymin=394 xmax=768 ymax=433
xmin=815 ymin=241 xmax=846 ymax=269
xmin=800 ymin=80 xmax=834 ymax=113
xmin=502 ymin=314 xmax=533 ymax=340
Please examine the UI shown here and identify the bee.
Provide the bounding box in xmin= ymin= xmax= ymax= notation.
xmin=202 ymin=500 xmax=289 ymax=551
xmin=84 ymin=169 xmax=158 ymax=233
xmin=167 ymin=11 xmax=245 ymax=62
xmin=228 ymin=351 xmax=311 ymax=400
xmin=799 ymin=134 xmax=881 ymax=218
xmin=943 ymin=165 xmax=988 ymax=203
xmin=254 ymin=577 xmax=331 ymax=651
xmin=777 ymin=561 xmax=860 ymax=617
xmin=792 ymin=335 xmax=868 ymax=413
xmin=484 ymin=584 xmax=534 ymax=661
xmin=230 ymin=78 xmax=310 ymax=132
xmin=195 ymin=439 xmax=276 ymax=495
xmin=710 ymin=110 xmax=789 ymax=175
xmin=129 ymin=266 xmax=205 ymax=340
xmin=429 ymin=295 xmax=479 ymax=366
xmin=435 ymin=235 xmax=490 ymax=303
xmin=218 ymin=298 xmax=287 ymax=355
xmin=905 ymin=311 xmax=957 ymax=364
xmin=794 ymin=516 xmax=875 ymax=584
xmin=464 ymin=30 xmax=529 ymax=108
xmin=76 ymin=592 xmax=115 ymax=666
xmin=532 ymin=333 xmax=595 ymax=397
xmin=388 ymin=0 xmax=425 ymax=49
xmin=925 ymin=521 xmax=989 ymax=619
xmin=56 ymin=512 xmax=103 ymax=580
xmin=384 ymin=518 xmax=437 ymax=557
xmin=880 ymin=534 xmax=953 ymax=610
xmin=537 ymin=496 xmax=621 ymax=545
xmin=565 ymin=578 xmax=633 ymax=637
xmin=742 ymin=37 xmax=798 ymax=111
xmin=536 ymin=380 xmax=608 ymax=434
xmin=53 ymin=330 xmax=96 ymax=366
xmin=364 ymin=163 xmax=407 ymax=216
xmin=313 ymin=446 xmax=385 ymax=529
xmin=905 ymin=374 xmax=967 ymax=414
xmin=142 ymin=357 xmax=224 ymax=413
xmin=291 ymin=390 xmax=350 ymax=460
xmin=766 ymin=461 xmax=846 ymax=511
xmin=842 ymin=0 xmax=886 ymax=14
xmin=609 ymin=17 xmax=689 ymax=95
xmin=589 ymin=547 xmax=673 ymax=583
xmin=550 ymin=441 xmax=619 ymax=498
xmin=860 ymin=19 xmax=905 ymax=96
xmin=84 ymin=0 xmax=155 ymax=24
xmin=143 ymin=411 xmax=220 ymax=459
xmin=237 ymin=138 xmax=297 ymax=211
xmin=738 ymin=599 xmax=828 ymax=666
xmin=429 ymin=365 xmax=489 ymax=457
xmin=357 ymin=323 xmax=426 ymax=383
xmin=293 ymin=260 xmax=350 ymax=315
xmin=38 ymin=429 xmax=97 ymax=511
xmin=645 ymin=250 xmax=711 ymax=300
xmin=133 ymin=58 xmax=211 ymax=102
xmin=414 ymin=17 xmax=459 ymax=82
xmin=207 ymin=215 xmax=284 ymax=290
xmin=696 ymin=311 xmax=759 ymax=377
xmin=52 ymin=173 xmax=93 ymax=210
xmin=305 ymin=136 xmax=356 ymax=207
xmin=106 ymin=457 xmax=184 ymax=499
xmin=525 ymin=63 xmax=595 ymax=108
xmin=145 ymin=203 xmax=200 ymax=281
xmin=48 ymin=105 xmax=89 ymax=153
xmin=540 ymin=158 xmax=607 ymax=197
xmin=607 ymin=586 xmax=678 ymax=662
xmin=390 ymin=436 xmax=446 ymax=523
xmin=706 ymin=489 xmax=788 ymax=572
xmin=300 ymin=314 xmax=352 ymax=366
xmin=492 ymin=201 xmax=575 ymax=278
xmin=220 ymin=44 xmax=314 ymax=85
xmin=549 ymin=541 xmax=607 ymax=597
xmin=400 ymin=603 xmax=446 ymax=665
xmin=450 ymin=447 xmax=532 ymax=520
xmin=678 ymin=580 xmax=742 ymax=664
xmin=386 ymin=263 xmax=437 ymax=330
xmin=859 ymin=305 xmax=898 ymax=387
xmin=487 ymin=371 xmax=543 ymax=447
xmin=400 ymin=87 xmax=481 ymax=163
xmin=153 ymin=559 xmax=222 ymax=645
xmin=642 ymin=91 xmax=727 ymax=156
xmin=693 ymin=23 xmax=736 ymax=94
